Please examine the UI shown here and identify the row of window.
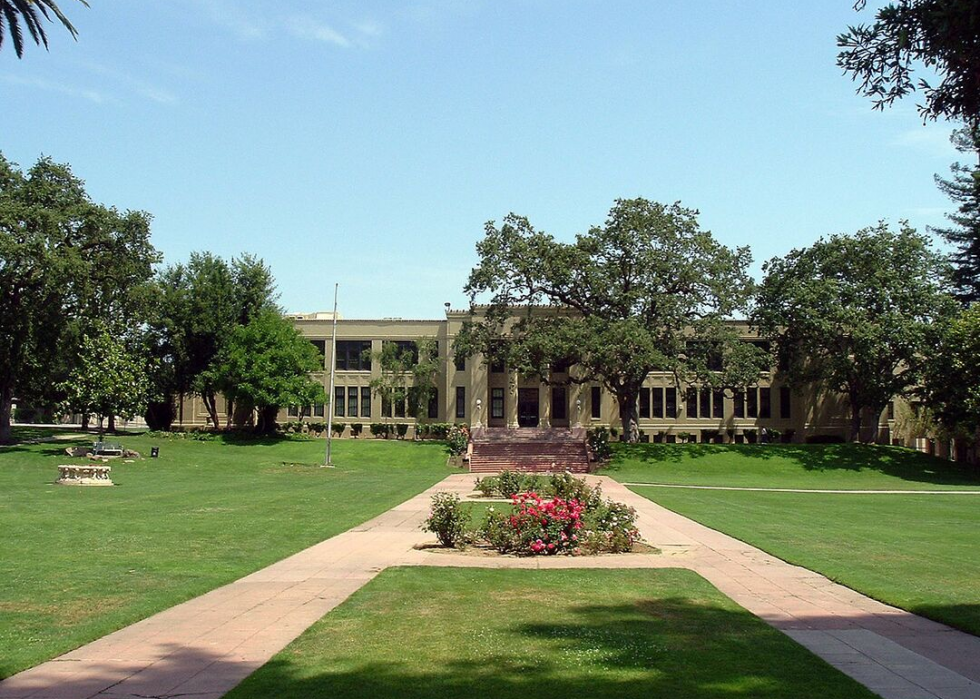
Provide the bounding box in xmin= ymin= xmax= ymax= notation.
xmin=633 ymin=386 xmax=791 ymax=420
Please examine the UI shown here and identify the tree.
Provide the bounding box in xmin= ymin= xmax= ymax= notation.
xmin=922 ymin=305 xmax=980 ymax=455
xmin=837 ymin=0 xmax=980 ymax=127
xmin=58 ymin=323 xmax=150 ymax=437
xmin=0 ymin=153 xmax=156 ymax=443
xmin=0 ymin=0 xmax=87 ymax=57
xmin=370 ymin=338 xmax=440 ymax=426
xmin=455 ymin=198 xmax=767 ymax=443
xmin=208 ymin=310 xmax=325 ymax=434
xmin=754 ymin=222 xmax=955 ymax=443
xmin=931 ymin=128 xmax=980 ymax=304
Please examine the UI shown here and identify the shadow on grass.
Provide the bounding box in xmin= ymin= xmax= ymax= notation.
xmin=602 ymin=443 xmax=980 ymax=487
xmin=226 ymin=598 xmax=879 ymax=699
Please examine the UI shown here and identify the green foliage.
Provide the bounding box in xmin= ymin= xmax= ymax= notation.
xmin=58 ymin=324 xmax=150 ymax=433
xmin=580 ymin=500 xmax=640 ymax=554
xmin=931 ymin=128 xmax=980 ymax=304
xmin=369 ymin=422 xmax=391 ymax=438
xmin=0 ymin=0 xmax=87 ymax=58
xmin=922 ymin=305 xmax=980 ymax=441
xmin=421 ymin=493 xmax=469 ymax=548
xmin=587 ymin=427 xmax=612 ymax=461
xmin=455 ymin=198 xmax=765 ymax=442
xmin=350 ymin=423 xmax=363 ymax=438
xmin=837 ymin=0 xmax=980 ymax=125
xmin=331 ymin=422 xmax=346 ymax=437
xmin=548 ymin=471 xmax=603 ymax=510
xmin=479 ymin=507 xmax=516 ymax=553
xmin=754 ymin=222 xmax=955 ymax=442
xmin=474 ymin=475 xmax=499 ymax=498
xmin=206 ymin=310 xmax=325 ymax=434
xmin=0 ymin=153 xmax=158 ymax=443
xmin=446 ymin=423 xmax=469 ymax=456
xmin=370 ymin=337 xmax=440 ymax=421
xmin=497 ymin=470 xmax=526 ymax=498
xmin=395 ymin=423 xmax=409 ymax=439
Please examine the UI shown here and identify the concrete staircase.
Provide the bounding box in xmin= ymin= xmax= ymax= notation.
xmin=467 ymin=427 xmax=591 ymax=473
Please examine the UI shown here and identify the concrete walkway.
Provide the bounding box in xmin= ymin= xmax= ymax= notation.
xmin=1 ymin=474 xmax=978 ymax=699
xmin=622 ymin=482 xmax=980 ymax=495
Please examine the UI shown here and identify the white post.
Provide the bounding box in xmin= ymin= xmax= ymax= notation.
xmin=324 ymin=284 xmax=339 ymax=468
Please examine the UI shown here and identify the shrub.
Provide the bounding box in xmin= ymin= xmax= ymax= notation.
xmin=586 ymin=427 xmax=612 ymax=461
xmin=481 ymin=507 xmax=517 ymax=553
xmin=331 ymin=422 xmax=346 ymax=437
xmin=744 ymin=429 xmax=757 ymax=444
xmin=395 ymin=423 xmax=409 ymax=439
xmin=350 ymin=423 xmax=363 ymax=438
xmin=498 ymin=470 xmax=524 ymax=498
xmin=677 ymin=431 xmax=694 ymax=444
xmin=507 ymin=492 xmax=584 ymax=555
xmin=581 ymin=500 xmax=640 ymax=553
xmin=474 ymin=476 xmax=499 ymax=498
xmin=446 ymin=424 xmax=469 ymax=456
xmin=548 ymin=472 xmax=602 ymax=510
xmin=416 ymin=424 xmax=430 ymax=438
xmin=370 ymin=423 xmax=390 ymax=438
xmin=428 ymin=423 xmax=451 ymax=439
xmin=422 ymin=493 xmax=469 ymax=548
xmin=782 ymin=428 xmax=795 ymax=443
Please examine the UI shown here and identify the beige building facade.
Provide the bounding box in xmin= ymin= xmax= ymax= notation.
xmin=175 ymin=307 xmax=897 ymax=443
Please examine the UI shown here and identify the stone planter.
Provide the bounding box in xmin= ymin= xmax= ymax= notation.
xmin=56 ymin=464 xmax=113 ymax=486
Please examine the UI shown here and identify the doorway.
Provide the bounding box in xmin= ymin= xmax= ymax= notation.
xmin=517 ymin=388 xmax=539 ymax=427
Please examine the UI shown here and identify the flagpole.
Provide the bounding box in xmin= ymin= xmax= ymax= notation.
xmin=324 ymin=283 xmax=339 ymax=468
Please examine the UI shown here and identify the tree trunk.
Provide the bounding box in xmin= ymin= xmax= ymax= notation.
xmin=617 ymin=391 xmax=641 ymax=443
xmin=868 ymin=403 xmax=887 ymax=445
xmin=255 ymin=405 xmax=278 ymax=435
xmin=225 ymin=396 xmax=235 ymax=429
xmin=107 ymin=414 xmax=116 ymax=434
xmin=0 ymin=384 xmax=12 ymax=444
xmin=848 ymin=396 xmax=862 ymax=443
xmin=202 ymin=392 xmax=219 ymax=430
xmin=80 ymin=413 xmax=89 ymax=431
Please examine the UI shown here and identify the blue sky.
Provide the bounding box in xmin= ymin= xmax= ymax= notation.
xmin=0 ymin=1 xmax=961 ymax=318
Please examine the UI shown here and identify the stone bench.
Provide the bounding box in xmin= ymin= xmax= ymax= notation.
xmin=56 ymin=464 xmax=113 ymax=486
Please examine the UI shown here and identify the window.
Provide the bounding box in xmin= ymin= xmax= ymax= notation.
xmin=313 ymin=403 xmax=324 ymax=418
xmin=747 ymin=388 xmax=758 ymax=418
xmin=699 ymin=389 xmax=711 ymax=418
xmin=454 ymin=354 xmax=466 ymax=372
xmin=779 ymin=386 xmax=791 ymax=419
xmin=394 ymin=391 xmax=407 ymax=418
xmin=491 ymin=388 xmax=504 ymax=419
xmin=590 ymin=386 xmax=601 ymax=419
xmin=713 ymin=389 xmax=724 ymax=418
xmin=686 ymin=388 xmax=698 ymax=418
xmin=310 ymin=340 xmax=326 ymax=367
xmin=639 ymin=387 xmax=650 ymax=419
xmin=288 ymin=405 xmax=299 ymax=418
xmin=348 ymin=387 xmax=358 ymax=418
xmin=382 ymin=395 xmax=392 ymax=418
xmin=334 ymin=386 xmax=345 ymax=417
xmin=887 ymin=401 xmax=895 ymax=420
xmin=491 ymin=357 xmax=505 ymax=373
xmin=428 ymin=389 xmax=439 ymax=419
xmin=759 ymin=387 xmax=771 ymax=419
xmin=455 ymin=386 xmax=465 ymax=419
xmin=336 ymin=340 xmax=372 ymax=371
xmin=734 ymin=390 xmax=745 ymax=418
xmin=652 ymin=387 xmax=664 ymax=418
xmin=385 ymin=340 xmax=419 ymax=365
xmin=552 ymin=386 xmax=567 ymax=420
xmin=361 ymin=387 xmax=371 ymax=418
xmin=665 ymin=387 xmax=677 ymax=418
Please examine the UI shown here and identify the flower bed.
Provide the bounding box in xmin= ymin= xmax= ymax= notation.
xmin=423 ymin=475 xmax=641 ymax=556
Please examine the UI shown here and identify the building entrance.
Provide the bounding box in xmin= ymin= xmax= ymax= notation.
xmin=517 ymin=388 xmax=539 ymax=428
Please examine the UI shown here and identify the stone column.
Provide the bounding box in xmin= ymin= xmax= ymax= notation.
xmin=539 ymin=382 xmax=551 ymax=428
xmin=506 ymin=370 xmax=519 ymax=428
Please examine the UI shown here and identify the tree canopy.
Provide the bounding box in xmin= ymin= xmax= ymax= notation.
xmin=207 ymin=310 xmax=325 ymax=434
xmin=931 ymin=128 xmax=980 ymax=304
xmin=837 ymin=0 xmax=980 ymax=126
xmin=0 ymin=0 xmax=87 ymax=57
xmin=922 ymin=305 xmax=980 ymax=448
xmin=754 ymin=222 xmax=955 ymax=443
xmin=370 ymin=338 xmax=440 ymax=421
xmin=0 ymin=153 xmax=157 ymax=443
xmin=455 ymin=198 xmax=767 ymax=442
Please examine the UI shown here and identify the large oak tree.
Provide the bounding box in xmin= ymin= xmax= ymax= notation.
xmin=455 ymin=198 xmax=766 ymax=443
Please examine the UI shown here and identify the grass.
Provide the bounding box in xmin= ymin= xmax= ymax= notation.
xmin=225 ymin=567 xmax=879 ymax=699
xmin=602 ymin=442 xmax=980 ymax=490
xmin=603 ymin=443 xmax=980 ymax=637
xmin=631 ymin=487 xmax=980 ymax=637
xmin=0 ymin=432 xmax=456 ymax=679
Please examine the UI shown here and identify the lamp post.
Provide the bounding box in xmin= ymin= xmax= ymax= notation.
xmin=575 ymin=397 xmax=582 ymax=428
xmin=475 ymin=398 xmax=483 ymax=428
xmin=324 ymin=283 xmax=339 ymax=468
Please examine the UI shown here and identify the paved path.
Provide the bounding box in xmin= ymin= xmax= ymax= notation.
xmin=1 ymin=474 xmax=977 ymax=699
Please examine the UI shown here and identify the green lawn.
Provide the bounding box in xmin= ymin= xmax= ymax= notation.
xmin=226 ymin=567 xmax=879 ymax=699
xmin=0 ymin=433 xmax=456 ymax=678
xmin=602 ymin=442 xmax=980 ymax=490
xmin=603 ymin=443 xmax=980 ymax=637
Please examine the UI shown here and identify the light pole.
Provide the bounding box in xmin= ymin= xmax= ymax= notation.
xmin=324 ymin=283 xmax=339 ymax=468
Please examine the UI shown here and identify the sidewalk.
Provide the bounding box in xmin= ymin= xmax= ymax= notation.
xmin=1 ymin=473 xmax=977 ymax=699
